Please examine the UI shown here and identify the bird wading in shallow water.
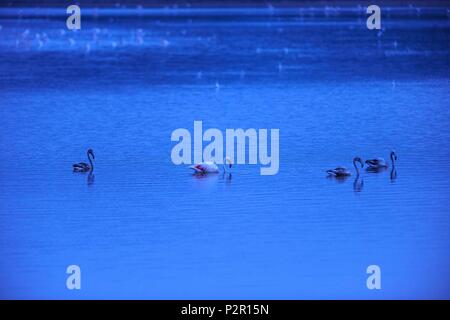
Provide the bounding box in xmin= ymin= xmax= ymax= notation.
xmin=366 ymin=150 xmax=397 ymax=171
xmin=73 ymin=149 xmax=95 ymax=173
xmin=190 ymin=157 xmax=233 ymax=175
xmin=326 ymin=157 xmax=364 ymax=177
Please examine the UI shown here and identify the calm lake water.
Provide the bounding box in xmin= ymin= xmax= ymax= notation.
xmin=0 ymin=6 xmax=449 ymax=299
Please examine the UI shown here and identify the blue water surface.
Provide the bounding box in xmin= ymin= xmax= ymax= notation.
xmin=0 ymin=6 xmax=449 ymax=299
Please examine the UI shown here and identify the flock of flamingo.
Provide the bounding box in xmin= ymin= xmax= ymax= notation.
xmin=326 ymin=150 xmax=398 ymax=191
xmin=326 ymin=150 xmax=397 ymax=177
xmin=72 ymin=149 xmax=397 ymax=188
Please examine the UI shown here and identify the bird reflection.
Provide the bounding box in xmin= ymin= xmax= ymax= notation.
xmin=366 ymin=166 xmax=387 ymax=173
xmin=327 ymin=175 xmax=349 ymax=183
xmin=87 ymin=172 xmax=95 ymax=185
xmin=353 ymin=176 xmax=364 ymax=192
xmin=221 ymin=172 xmax=232 ymax=183
xmin=390 ymin=167 xmax=397 ymax=182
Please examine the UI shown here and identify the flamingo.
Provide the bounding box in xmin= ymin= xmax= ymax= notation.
xmin=326 ymin=157 xmax=364 ymax=177
xmin=365 ymin=150 xmax=397 ymax=170
xmin=190 ymin=157 xmax=232 ymax=175
xmin=73 ymin=149 xmax=95 ymax=173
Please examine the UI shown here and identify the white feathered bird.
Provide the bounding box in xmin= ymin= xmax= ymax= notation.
xmin=190 ymin=157 xmax=233 ymax=174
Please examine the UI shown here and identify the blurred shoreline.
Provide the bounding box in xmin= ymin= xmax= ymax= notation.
xmin=1 ymin=0 xmax=450 ymax=9
xmin=0 ymin=4 xmax=449 ymax=19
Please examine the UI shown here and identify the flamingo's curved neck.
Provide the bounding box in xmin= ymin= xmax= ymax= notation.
xmin=353 ymin=160 xmax=360 ymax=176
xmin=88 ymin=152 xmax=94 ymax=172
